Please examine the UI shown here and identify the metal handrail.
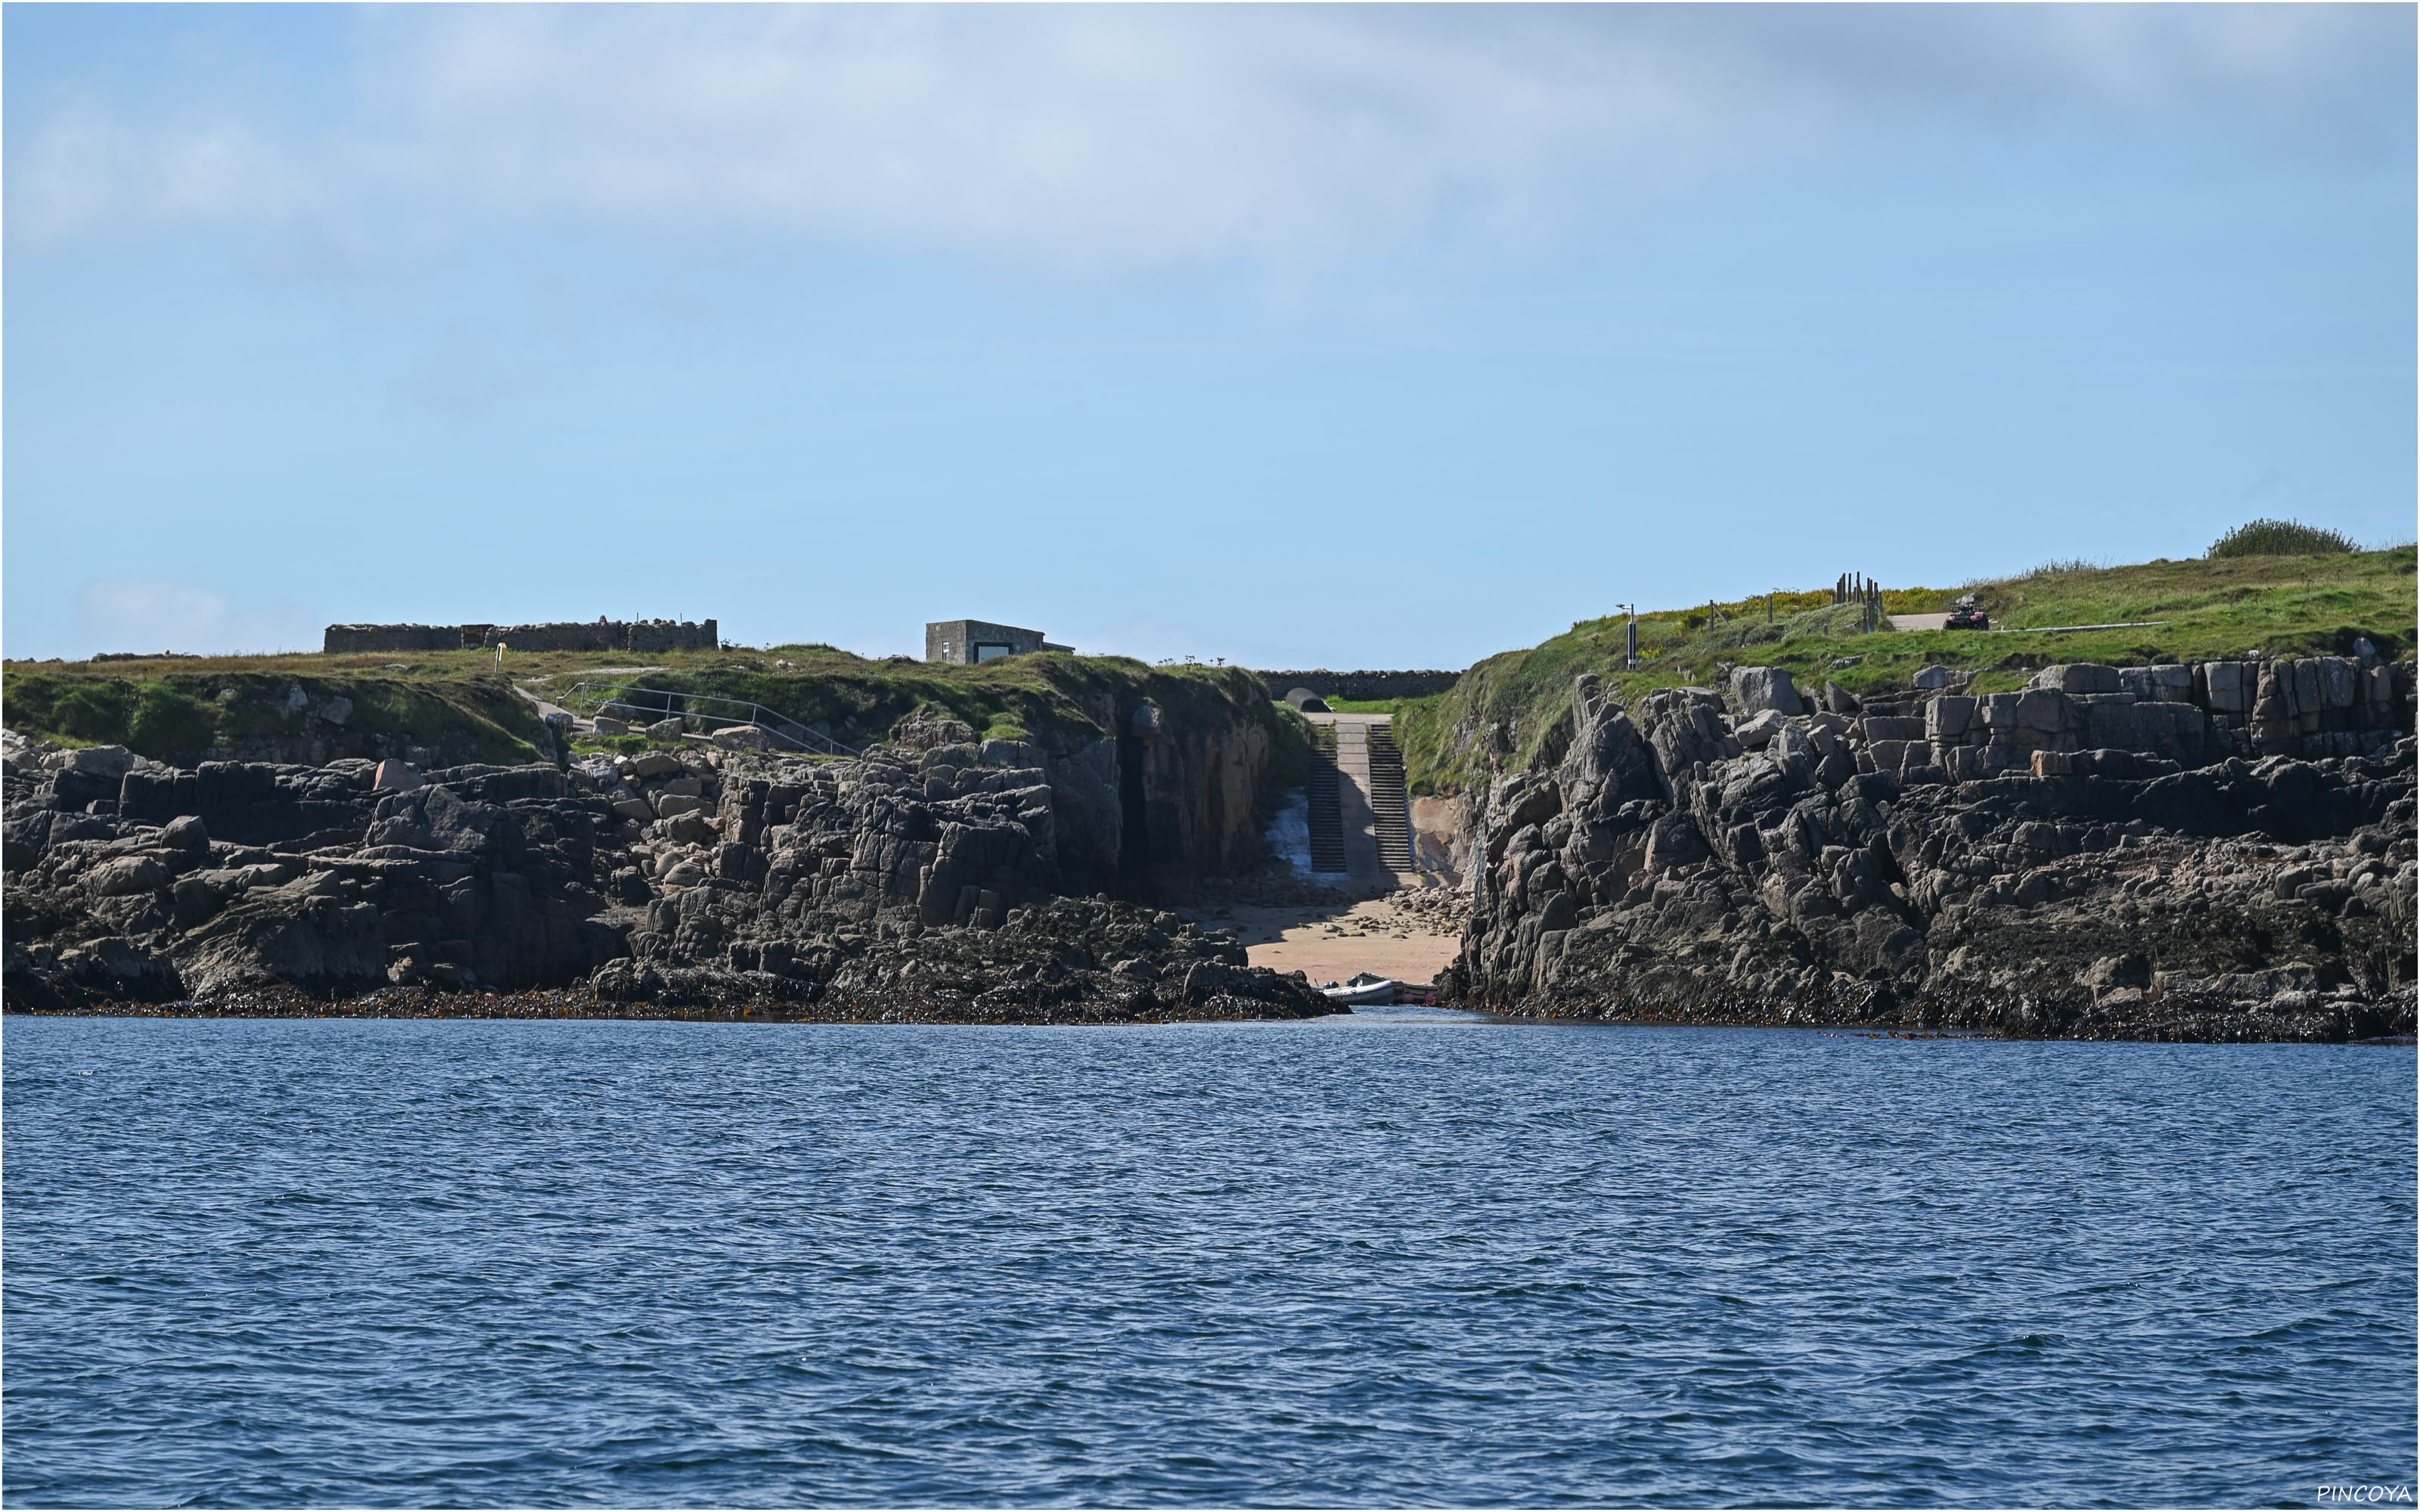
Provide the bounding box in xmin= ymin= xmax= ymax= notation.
xmin=560 ymin=681 xmax=862 ymax=758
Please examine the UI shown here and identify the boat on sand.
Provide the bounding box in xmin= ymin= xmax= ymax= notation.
xmin=1319 ymin=972 xmax=1400 ymax=1006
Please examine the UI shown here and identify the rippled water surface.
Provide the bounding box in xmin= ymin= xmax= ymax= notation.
xmin=5 ymin=1012 xmax=2413 ymax=1507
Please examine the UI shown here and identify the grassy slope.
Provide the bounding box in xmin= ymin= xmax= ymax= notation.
xmin=13 ymin=551 xmax=2408 ymax=793
xmin=2 ymin=658 xmax=553 ymax=766
xmin=1398 ymin=548 xmax=2418 ymax=798
xmin=4 ymin=643 xmax=1290 ymax=782
xmin=1318 ymin=697 xmax=1407 ymax=715
xmin=548 ymin=644 xmax=1276 ymax=753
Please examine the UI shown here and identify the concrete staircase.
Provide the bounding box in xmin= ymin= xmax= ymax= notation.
xmin=1298 ymin=713 xmax=1415 ymax=881
xmin=1329 ymin=721 xmax=1380 ymax=875
xmin=1366 ymin=724 xmax=1414 ymax=871
xmin=1307 ymin=725 xmax=1347 ymax=874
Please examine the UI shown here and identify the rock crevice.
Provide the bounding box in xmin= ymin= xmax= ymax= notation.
xmin=1444 ymin=658 xmax=2418 ymax=1042
xmin=2 ymin=713 xmax=1332 ymax=1024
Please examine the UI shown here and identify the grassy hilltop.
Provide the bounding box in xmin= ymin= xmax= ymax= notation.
xmin=2 ymin=658 xmax=553 ymax=766
xmin=7 ymin=544 xmax=2407 ymax=802
xmin=550 ymin=644 xmax=1279 ymax=755
xmin=1395 ymin=545 xmax=2418 ymax=799
xmin=2 ymin=640 xmax=1302 ymax=776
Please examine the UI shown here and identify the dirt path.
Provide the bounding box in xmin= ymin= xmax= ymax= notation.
xmin=1233 ymin=890 xmax=1466 ymax=987
xmin=513 ymin=668 xmax=672 ymax=734
xmin=513 ymin=685 xmax=579 ymax=725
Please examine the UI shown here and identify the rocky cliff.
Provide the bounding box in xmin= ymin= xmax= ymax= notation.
xmin=1444 ymin=657 xmax=2418 ymax=1042
xmin=876 ymin=683 xmax=1273 ymax=903
xmin=4 ymin=652 xmax=1289 ymax=906
xmin=2 ymin=709 xmax=1330 ymax=1022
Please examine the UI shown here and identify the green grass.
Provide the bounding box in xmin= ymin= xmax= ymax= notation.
xmin=5 ymin=643 xmax=1289 ymax=796
xmin=1397 ymin=547 xmax=2418 ymax=798
xmin=18 ymin=549 xmax=2409 ymax=805
xmin=1319 ymin=696 xmax=1403 ymax=714
xmin=1264 ymin=704 xmax=1319 ymax=791
xmin=545 ymin=643 xmax=1273 ymax=758
xmin=2 ymin=662 xmax=552 ymax=767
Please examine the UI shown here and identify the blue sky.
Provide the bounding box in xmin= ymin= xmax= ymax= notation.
xmin=5 ymin=5 xmax=2412 ymax=667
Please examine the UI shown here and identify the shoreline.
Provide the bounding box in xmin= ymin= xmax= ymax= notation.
xmin=11 ymin=981 xmax=2414 ymax=1043
xmin=0 ymin=983 xmax=1345 ymax=1027
xmin=1452 ymin=974 xmax=2418 ymax=1044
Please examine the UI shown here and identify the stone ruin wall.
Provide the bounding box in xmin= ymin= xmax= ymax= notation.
xmin=1253 ymin=669 xmax=1465 ymax=702
xmin=625 ymin=620 xmax=720 ymax=654
xmin=324 ymin=619 xmax=718 ymax=655
xmin=323 ymin=624 xmax=461 ymax=654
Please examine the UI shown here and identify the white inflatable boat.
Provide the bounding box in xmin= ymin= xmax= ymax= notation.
xmin=1318 ymin=972 xmax=1401 ymax=1006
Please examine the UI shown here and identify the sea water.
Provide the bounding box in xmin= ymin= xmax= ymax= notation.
xmin=5 ymin=1012 xmax=2412 ymax=1507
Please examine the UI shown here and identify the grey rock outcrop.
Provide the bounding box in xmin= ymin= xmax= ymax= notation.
xmin=2 ymin=720 xmax=1333 ymax=1024
xmin=1444 ymin=657 xmax=2418 ymax=1042
xmin=1727 ymin=666 xmax=1805 ymax=718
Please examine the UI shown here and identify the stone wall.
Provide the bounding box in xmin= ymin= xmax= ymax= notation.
xmin=1252 ymin=669 xmax=1465 ymax=702
xmin=479 ymin=619 xmax=718 ymax=654
xmin=625 ymin=620 xmax=721 ymax=654
xmin=324 ymin=624 xmax=462 ymax=654
xmin=324 ymin=619 xmax=717 ymax=655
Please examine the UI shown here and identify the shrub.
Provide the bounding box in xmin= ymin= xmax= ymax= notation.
xmin=2208 ymin=519 xmax=2357 ymax=559
xmin=125 ymin=684 xmax=217 ymax=755
xmin=1265 ymin=705 xmax=1319 ymax=792
xmin=2014 ymin=557 xmax=2104 ymax=579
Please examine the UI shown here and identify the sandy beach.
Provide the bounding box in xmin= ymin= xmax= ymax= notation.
xmin=1231 ymin=888 xmax=1466 ymax=988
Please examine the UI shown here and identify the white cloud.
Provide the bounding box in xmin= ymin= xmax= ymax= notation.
xmin=12 ymin=99 xmax=305 ymax=246
xmin=69 ymin=580 xmax=320 ymax=658
xmin=7 ymin=6 xmax=2408 ymax=268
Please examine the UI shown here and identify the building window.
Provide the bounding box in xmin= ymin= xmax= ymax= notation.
xmin=974 ymin=642 xmax=1013 ymax=663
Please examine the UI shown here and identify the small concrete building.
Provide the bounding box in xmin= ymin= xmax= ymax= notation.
xmin=926 ymin=619 xmax=1073 ymax=665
